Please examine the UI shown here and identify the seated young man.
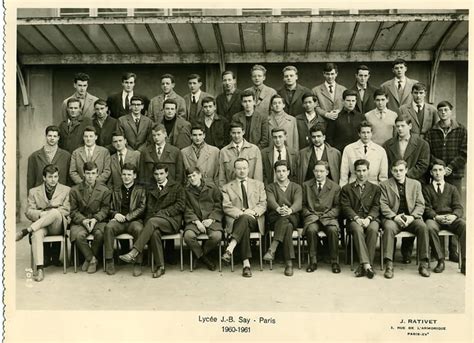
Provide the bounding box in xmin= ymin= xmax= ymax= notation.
xmin=104 ymin=163 xmax=146 ymax=276
xmin=340 ymin=159 xmax=381 ymax=279
xmin=263 ymin=160 xmax=302 ymax=276
xmin=183 ymin=167 xmax=223 ymax=271
xmin=17 ymin=165 xmax=71 ymax=282
xmin=423 ymin=161 xmax=466 ymax=275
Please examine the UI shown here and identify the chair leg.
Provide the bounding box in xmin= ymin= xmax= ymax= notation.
xmin=259 ymin=235 xmax=263 ymax=271
xmin=350 ymin=234 xmax=354 ymax=271
xmin=30 ymin=245 xmax=36 ymax=273
xmin=73 ymin=243 xmax=77 ymax=273
xmin=190 ymin=250 xmax=193 ymax=272
xmin=218 ymin=242 xmax=222 ymax=273
xmin=230 ymin=252 xmax=234 ymax=272
xmin=63 ymin=238 xmax=67 ymax=274
xmin=380 ymin=233 xmax=384 ymax=271
xmin=180 ymin=237 xmax=184 ymax=272
xmin=103 ymin=246 xmax=106 ymax=273
xmin=151 ymin=252 xmax=154 ymax=273
xmin=268 ymin=232 xmax=272 ymax=271
xmin=297 ymin=236 xmax=301 ymax=269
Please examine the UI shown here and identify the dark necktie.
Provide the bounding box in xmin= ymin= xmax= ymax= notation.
xmin=398 ymin=81 xmax=402 ymax=90
xmin=135 ymin=118 xmax=140 ymax=130
xmin=329 ymin=85 xmax=333 ymax=94
xmin=158 ymin=184 xmax=164 ymax=191
xmin=317 ymin=182 xmax=322 ymax=194
xmin=364 ymin=145 xmax=368 ymax=155
xmin=241 ymin=180 xmax=249 ymax=209
xmin=192 ymin=95 xmax=196 ymax=104
xmin=277 ymin=149 xmax=282 ymax=161
xmin=119 ymin=152 xmax=124 ymax=169
xmin=125 ymin=94 xmax=130 ymax=112
xmin=156 ymin=146 xmax=162 ymax=160
xmin=437 ymin=182 xmax=442 ymax=194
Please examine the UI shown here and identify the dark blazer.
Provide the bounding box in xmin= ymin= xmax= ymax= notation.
xmin=265 ymin=181 xmax=302 ymax=227
xmin=261 ymin=146 xmax=298 ymax=185
xmin=70 ymin=182 xmax=111 ymax=225
xmin=108 ymin=149 xmax=141 ymax=189
xmin=326 ymin=109 xmax=364 ymax=153
xmin=383 ymin=134 xmax=430 ymax=182
xmin=183 ymin=91 xmax=213 ymax=122
xmin=145 ymin=180 xmax=185 ymax=232
xmin=216 ymin=89 xmax=243 ymax=122
xmin=194 ymin=113 xmax=230 ymax=150
xmin=340 ymin=181 xmax=381 ymax=221
xmin=92 ymin=115 xmax=120 ymax=153
xmin=295 ymin=113 xmax=326 ymax=150
xmin=379 ymin=178 xmax=424 ymax=219
xmin=349 ymin=83 xmax=377 ymax=114
xmin=302 ymin=178 xmax=340 ymax=231
xmin=110 ymin=185 xmax=146 ymax=222
xmin=27 ymin=147 xmax=71 ymax=190
xmin=277 ymin=83 xmax=312 ymax=116
xmin=162 ymin=117 xmax=192 ymax=150
xmin=422 ymin=182 xmax=464 ymax=220
xmin=232 ymin=110 xmax=269 ymax=149
xmin=118 ymin=114 xmax=154 ymax=151
xmin=399 ymin=102 xmax=438 ymax=137
xmin=184 ymin=181 xmax=223 ymax=224
xmin=106 ymin=92 xmax=149 ymax=119
xmin=297 ymin=143 xmax=341 ymax=184
xmin=139 ymin=143 xmax=184 ymax=188
xmin=58 ymin=116 xmax=93 ymax=154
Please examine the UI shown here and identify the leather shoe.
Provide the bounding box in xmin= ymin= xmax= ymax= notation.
xmin=16 ymin=231 xmax=27 ymax=242
xmin=384 ymin=261 xmax=394 ymax=279
xmin=133 ymin=264 xmax=142 ymax=277
xmin=434 ymin=260 xmax=445 ymax=273
xmin=449 ymin=252 xmax=459 ymax=263
xmin=119 ymin=251 xmax=137 ymax=264
xmin=105 ymin=260 xmax=115 ymax=275
xmin=87 ymin=257 xmax=97 ymax=274
xmin=263 ymin=250 xmax=275 ymax=262
xmin=152 ymin=267 xmax=165 ymax=278
xmin=242 ymin=266 xmax=252 ymax=277
xmin=221 ymin=250 xmax=232 ymax=263
xmin=418 ymin=261 xmax=431 ymax=277
xmin=354 ymin=265 xmax=366 ymax=277
xmin=402 ymin=255 xmax=412 ymax=264
xmin=284 ymin=265 xmax=293 ymax=276
xmin=34 ymin=269 xmax=44 ymax=282
xmin=81 ymin=260 xmax=90 ymax=272
xmin=331 ymin=263 xmax=341 ymax=274
xmin=366 ymin=267 xmax=375 ymax=279
xmin=306 ymin=263 xmax=317 ymax=273
xmin=200 ymin=255 xmax=216 ymax=271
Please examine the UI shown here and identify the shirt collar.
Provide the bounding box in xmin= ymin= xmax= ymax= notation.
xmin=157 ymin=180 xmax=168 ymax=188
xmin=412 ymin=101 xmax=424 ymax=109
xmin=156 ymin=142 xmax=166 ymax=150
xmin=357 ymin=84 xmax=367 ymax=91
xmin=122 ymin=90 xmax=133 ymax=98
xmin=191 ymin=90 xmax=202 ymax=99
xmin=432 ymin=180 xmax=445 ymax=188
xmin=74 ymin=92 xmax=86 ymax=100
xmin=325 ymin=81 xmax=335 ymax=89
xmin=398 ymin=134 xmax=410 ymax=142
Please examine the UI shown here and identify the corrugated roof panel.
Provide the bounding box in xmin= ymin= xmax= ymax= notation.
xmin=287 ymin=23 xmax=309 ymax=51
xmin=373 ymin=21 xmax=405 ymax=51
xmin=147 ymin=23 xmax=178 ymax=53
xmin=417 ymin=21 xmax=452 ymax=50
xmin=17 ymin=26 xmax=58 ymax=54
xmin=77 ymin=24 xmax=116 ymax=53
xmin=265 ymin=23 xmax=285 ymax=52
xmin=242 ymin=23 xmax=263 ymax=52
xmin=17 ymin=33 xmax=39 ymax=54
xmin=193 ymin=24 xmax=218 ymax=52
xmin=350 ymin=22 xmax=380 ymax=51
xmin=444 ymin=21 xmax=468 ymax=49
xmin=35 ymin=25 xmax=77 ymax=54
xmin=170 ymin=23 xmax=200 ymax=53
xmin=100 ymin=24 xmax=138 ymax=53
xmin=219 ymin=23 xmax=240 ymax=53
xmin=394 ymin=22 xmax=429 ymax=50
xmin=331 ymin=22 xmax=357 ymax=51
xmin=308 ymin=22 xmax=332 ymax=51
xmin=124 ymin=24 xmax=159 ymax=53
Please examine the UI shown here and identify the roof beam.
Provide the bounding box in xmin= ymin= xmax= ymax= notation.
xmin=54 ymin=24 xmax=82 ymax=54
xmin=17 ymin=31 xmax=42 ymax=54
xmin=144 ymin=24 xmax=162 ymax=53
xmin=304 ymin=22 xmax=312 ymax=53
xmin=411 ymin=21 xmax=432 ymax=51
xmin=191 ymin=23 xmax=204 ymax=54
xmin=455 ymin=33 xmax=468 ymax=50
xmin=238 ymin=23 xmax=246 ymax=53
xmin=390 ymin=22 xmax=407 ymax=51
xmin=369 ymin=22 xmax=384 ymax=52
xmin=283 ymin=23 xmax=288 ymax=53
xmin=261 ymin=23 xmax=266 ymax=52
xmin=347 ymin=22 xmax=359 ymax=52
xmin=32 ymin=25 xmax=62 ymax=54
xmin=77 ymin=25 xmax=102 ymax=53
xmin=326 ymin=22 xmax=335 ymax=53
xmin=167 ymin=24 xmax=183 ymax=53
xmin=99 ymin=24 xmax=122 ymax=53
xmin=212 ymin=24 xmax=226 ymax=73
xmin=122 ymin=24 xmax=142 ymax=53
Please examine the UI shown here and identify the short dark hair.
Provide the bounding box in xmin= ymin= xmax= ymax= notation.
xmin=185 ymin=167 xmax=201 ymax=176
xmin=271 ymin=127 xmax=287 ymax=135
xmin=161 ymin=73 xmax=175 ymax=83
xmin=83 ymin=161 xmax=98 ymax=172
xmin=356 ymin=65 xmax=370 ymax=74
xmin=187 ymin=74 xmax=202 ymax=82
xmin=130 ymin=95 xmax=144 ymax=104
xmin=201 ymin=96 xmax=216 ymax=105
xmin=122 ymin=72 xmax=136 ymax=82
xmin=94 ymin=99 xmax=107 ymax=107
xmin=240 ymin=90 xmax=255 ymax=101
xmin=430 ymin=159 xmax=447 ymax=169
xmin=391 ymin=159 xmax=407 ymax=168
xmin=270 ymin=94 xmax=284 ymax=104
xmin=163 ymin=98 xmax=178 ymax=109
xmin=302 ymin=93 xmax=317 ymax=103
xmin=310 ymin=123 xmax=326 ymax=136
xmin=343 ymin=89 xmax=358 ymax=99
xmin=121 ymin=163 xmax=138 ymax=174
xmin=358 ymin=120 xmax=373 ymax=133
xmin=234 ymin=157 xmax=249 ymax=167
xmin=74 ymin=73 xmax=89 ymax=83
xmin=111 ymin=130 xmax=125 ymax=139
xmin=323 ymin=63 xmax=338 ymax=73
xmin=373 ymin=88 xmax=388 ymax=99
xmin=153 ymin=163 xmax=168 ymax=173
xmin=45 ymin=125 xmax=60 ymax=136
xmin=314 ymin=160 xmax=329 ymax=171
xmin=411 ymin=82 xmax=427 ymax=93
xmin=191 ymin=125 xmax=205 ymax=133
xmin=83 ymin=126 xmax=97 ymax=135
xmin=273 ymin=159 xmax=290 ymax=171
xmin=42 ymin=164 xmax=59 ymax=177
xmin=392 ymin=58 xmax=407 ymax=67
xmin=66 ymin=98 xmax=81 ymax=107
xmin=354 ymin=159 xmax=370 ymax=170
xmin=151 ymin=123 xmax=166 ymax=133
xmin=230 ymin=121 xmax=244 ymax=130
xmin=395 ymin=114 xmax=412 ymax=125
xmin=222 ymin=70 xmax=236 ymax=79
xmin=437 ymin=100 xmax=453 ymax=110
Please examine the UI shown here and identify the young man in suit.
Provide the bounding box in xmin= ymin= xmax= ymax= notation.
xmin=302 ymin=160 xmax=341 ymax=274
xmin=364 ymin=89 xmax=398 ymax=146
xmin=148 ymin=73 xmax=186 ymax=122
xmin=245 ymin=64 xmax=277 ymax=116
xmin=340 ymin=159 xmax=381 ymax=279
xmin=295 ymin=93 xmax=326 ymax=150
xmin=380 ymin=160 xmax=432 ymax=279
xmin=264 ymin=160 xmax=302 ymax=276
xmin=221 ymin=158 xmax=267 ymax=277
xmin=160 ymin=98 xmax=192 ymax=150
xmin=183 ymin=74 xmax=213 ymax=123
xmin=120 ymin=164 xmax=185 ymax=278
xmin=268 ymin=94 xmax=299 ymax=152
xmin=92 ymin=99 xmax=120 ymax=153
xmin=277 ymin=65 xmax=311 ymax=116
xmin=104 ymin=163 xmax=146 ymax=276
xmin=313 ymin=62 xmax=347 ymax=120
xmin=61 ymin=72 xmax=98 ymax=119
xmin=399 ymin=83 xmax=438 ymax=137
xmin=339 ymin=121 xmax=388 ymax=187
xmin=69 ymin=162 xmax=111 ymax=274
xmin=350 ymin=65 xmax=377 ymax=115
xmin=16 ymin=165 xmax=71 ymax=282
xmin=297 ymin=124 xmax=341 ymax=185
xmin=218 ymin=122 xmax=263 ymax=188
xmin=232 ymin=90 xmax=269 ymax=149
xmin=181 ymin=126 xmax=220 ymax=186
xmin=58 ymin=98 xmax=93 ymax=154
xmin=380 ymin=58 xmax=419 ymax=113
xmin=423 ymin=161 xmax=466 ymax=274
xmin=139 ymin=123 xmax=183 ymax=188
xmin=108 ymin=130 xmax=141 ymax=189
xmin=118 ymin=96 xmax=154 ymax=151
xmin=183 ymin=167 xmax=223 ymax=271
xmin=69 ymin=126 xmax=111 ymax=185
xmin=195 ymin=96 xmax=230 ymax=149
xmin=106 ymin=72 xmax=149 ymax=119
xmin=216 ymin=70 xmax=243 ymax=122
xmin=261 ymin=128 xmax=298 ymax=186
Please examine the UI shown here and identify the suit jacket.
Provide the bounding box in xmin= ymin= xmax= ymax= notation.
xmin=118 ymin=114 xmax=154 ymax=151
xmin=108 ymin=149 xmax=141 ymax=189
xmin=340 ymin=181 xmax=381 ymax=221
xmin=399 ymin=102 xmax=438 ymax=136
xmin=148 ymin=91 xmax=186 ymax=123
xmin=139 ymin=143 xmax=184 ymax=188
xmin=218 ymin=140 xmax=263 ymax=188
xmin=297 ymin=143 xmax=341 ymax=184
xmin=268 ymin=112 xmax=299 ymax=151
xmin=302 ymin=178 xmax=340 ymax=230
xmin=145 ymin=180 xmax=185 ymax=232
xmin=183 ymin=91 xmax=213 ymax=122
xmin=277 ymin=83 xmax=312 ymax=116
xmin=92 ymin=115 xmax=120 ymax=153
xmin=26 ymin=183 xmax=71 ymax=230
xmin=69 ymin=145 xmax=111 ymax=185
xmin=184 ymin=181 xmax=223 ymax=224
xmin=61 ymin=92 xmax=98 ymax=119
xmin=379 ymin=178 xmax=425 ymax=219
xmin=106 ymin=92 xmax=149 ymax=119
xmin=181 ymin=143 xmax=220 ymax=186
xmin=261 ymin=146 xmax=298 ymax=185
xmin=422 ymin=182 xmax=463 ymax=220
xmin=380 ymin=77 xmax=418 ymax=113
xmin=109 ymin=185 xmax=146 ymax=222
xmin=161 ymin=117 xmax=192 ymax=150
xmin=295 ymin=113 xmax=326 ymax=150
xmin=383 ymin=135 xmax=430 ymax=182
xmin=216 ymin=89 xmax=243 ymax=122
xmin=70 ymin=182 xmax=111 ymax=224
xmin=245 ymin=84 xmax=277 ymax=115
xmin=312 ymin=82 xmax=347 ymax=117
xmin=194 ymin=113 xmax=230 ymax=149
xmin=222 ymin=178 xmax=267 ymax=235
xmin=27 ymin=147 xmax=71 ymax=191
xmin=58 ymin=116 xmax=93 ymax=154
xmin=232 ymin=110 xmax=269 ymax=149
xmin=349 ymin=82 xmax=377 ymax=114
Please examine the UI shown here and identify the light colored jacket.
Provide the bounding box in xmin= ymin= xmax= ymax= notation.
xmin=26 ymin=183 xmax=71 ymax=229
xmin=379 ymin=177 xmax=425 ymax=219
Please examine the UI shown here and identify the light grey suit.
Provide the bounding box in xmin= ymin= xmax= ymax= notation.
xmin=69 ymin=145 xmax=111 ymax=185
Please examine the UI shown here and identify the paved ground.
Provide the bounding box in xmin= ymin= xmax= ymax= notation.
xmin=14 ymin=222 xmax=466 ymax=313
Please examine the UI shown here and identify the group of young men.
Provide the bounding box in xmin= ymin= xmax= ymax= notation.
xmin=18 ymin=58 xmax=467 ymax=282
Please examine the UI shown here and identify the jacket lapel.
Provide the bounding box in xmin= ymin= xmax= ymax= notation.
xmin=78 ymin=147 xmax=88 ymax=162
xmin=126 ymin=116 xmax=139 ymax=135
xmin=388 ymin=179 xmax=400 ymax=199
xmin=400 ymin=79 xmax=412 ymax=104
xmin=406 ymin=104 xmax=420 ymax=127
xmin=38 ymin=148 xmax=51 ymax=165
xmin=403 ymin=136 xmax=417 ymax=160
xmin=320 ymin=85 xmax=333 ymax=103
xmin=387 ymin=81 xmax=399 ymax=103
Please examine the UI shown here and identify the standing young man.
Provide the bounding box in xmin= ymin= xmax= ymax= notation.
xmin=216 ymin=70 xmax=243 ymax=122
xmin=183 ymin=73 xmax=213 ymax=123
xmin=92 ymin=99 xmax=120 ymax=153
xmin=108 ymin=130 xmax=141 ymax=189
xmin=61 ymin=72 xmax=98 ymax=119
xmin=349 ymin=65 xmax=377 ymax=115
xmin=277 ymin=65 xmax=311 ymax=116
xmin=58 ymin=98 xmax=93 ymax=153
xmin=295 ymin=93 xmax=326 ymax=150
xmin=118 ymin=96 xmax=154 ymax=151
xmin=107 ymin=72 xmax=149 ymax=118
xmin=245 ymin=64 xmax=277 ymax=116
xmin=159 ymin=98 xmax=192 ymax=150
xmin=148 ymin=73 xmax=186 ymax=122
xmin=313 ymin=62 xmax=347 ymax=120
xmin=195 ymin=96 xmax=230 ymax=149
xmin=364 ymin=89 xmax=398 ymax=146
xmin=268 ymin=94 xmax=299 ymax=151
